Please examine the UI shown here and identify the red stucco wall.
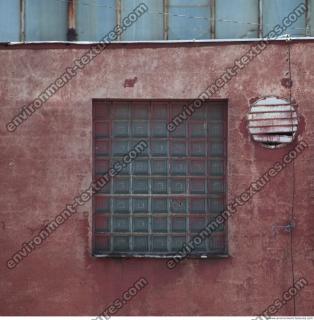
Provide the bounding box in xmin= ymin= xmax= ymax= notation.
xmin=0 ymin=41 xmax=313 ymax=316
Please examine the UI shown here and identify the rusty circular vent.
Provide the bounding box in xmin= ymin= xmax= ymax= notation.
xmin=248 ymin=97 xmax=298 ymax=148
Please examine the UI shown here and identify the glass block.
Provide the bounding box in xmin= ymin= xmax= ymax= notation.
xmin=170 ymin=179 xmax=186 ymax=194
xmin=191 ymin=234 xmax=207 ymax=251
xmin=113 ymin=236 xmax=129 ymax=251
xmin=95 ymin=159 xmax=109 ymax=173
xmin=171 ymin=217 xmax=187 ymax=232
xmin=209 ymin=179 xmax=225 ymax=193
xmin=152 ymin=236 xmax=168 ymax=251
xmin=170 ymin=198 xmax=187 ymax=213
xmin=152 ymin=179 xmax=168 ymax=194
xmin=95 ymin=122 xmax=110 ymax=137
xmin=208 ymin=217 xmax=225 ymax=231
xmin=208 ymin=123 xmax=224 ymax=138
xmin=113 ymin=121 xmax=129 ymax=137
xmin=190 ymin=198 xmax=206 ymax=213
xmin=113 ymin=217 xmax=130 ymax=232
xmin=95 ymin=215 xmax=110 ymax=232
xmin=133 ymin=236 xmax=149 ymax=251
xmin=209 ymin=142 xmax=224 ymax=156
xmin=208 ymin=105 xmax=224 ymax=120
xmin=152 ymin=217 xmax=168 ymax=233
xmin=190 ymin=140 xmax=206 ymax=156
xmin=171 ymin=236 xmax=186 ymax=251
xmin=112 ymin=104 xmax=129 ymax=119
xmin=95 ymin=196 xmax=110 ymax=213
xmin=133 ymin=178 xmax=149 ymax=194
xmin=133 ymin=217 xmax=149 ymax=232
xmin=209 ymin=160 xmax=224 ymax=176
xmin=133 ymin=198 xmax=149 ymax=213
xmin=151 ymin=160 xmax=168 ymax=175
xmin=93 ymin=101 xmax=227 ymax=256
xmin=130 ymin=140 xmax=148 ymax=157
xmin=112 ymin=141 xmax=129 ymax=156
xmin=133 ymin=160 xmax=149 ymax=175
xmin=113 ymin=198 xmax=130 ymax=214
xmin=208 ymin=198 xmax=224 ymax=213
xmin=95 ymin=235 xmax=110 ymax=251
xmin=170 ymin=160 xmax=187 ymax=176
xmin=189 ymin=160 xmax=206 ymax=175
xmin=113 ymin=159 xmax=129 ymax=175
xmin=151 ymin=140 xmax=168 ymax=156
xmin=151 ymin=103 xmax=168 ymax=119
xmin=95 ymin=140 xmax=110 ymax=155
xmin=189 ymin=122 xmax=207 ymax=137
xmin=190 ymin=217 xmax=206 ymax=232
xmin=131 ymin=121 xmax=148 ymax=137
xmin=208 ymin=233 xmax=225 ymax=251
xmin=152 ymin=198 xmax=168 ymax=213
xmin=170 ymin=141 xmax=186 ymax=156
xmin=170 ymin=123 xmax=186 ymax=137
xmin=113 ymin=178 xmax=130 ymax=194
xmin=170 ymin=105 xmax=183 ymax=118
xmin=190 ymin=179 xmax=206 ymax=194
xmin=151 ymin=121 xmax=168 ymax=137
xmin=132 ymin=104 xmax=149 ymax=119
xmin=191 ymin=108 xmax=206 ymax=120
xmin=99 ymin=180 xmax=110 ymax=194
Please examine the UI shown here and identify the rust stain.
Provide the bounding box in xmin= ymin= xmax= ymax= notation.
xmin=249 ymin=97 xmax=260 ymax=105
xmin=123 ymin=77 xmax=138 ymax=88
xmin=27 ymin=219 xmax=50 ymax=235
xmin=281 ymin=78 xmax=293 ymax=88
xmin=67 ymin=0 xmax=77 ymax=41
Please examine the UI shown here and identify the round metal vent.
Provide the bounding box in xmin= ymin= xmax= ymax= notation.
xmin=248 ymin=97 xmax=298 ymax=148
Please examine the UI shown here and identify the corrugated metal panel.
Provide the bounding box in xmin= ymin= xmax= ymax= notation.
xmin=25 ymin=0 xmax=68 ymax=41
xmin=77 ymin=0 xmax=116 ymax=41
xmin=248 ymin=97 xmax=298 ymax=148
xmin=216 ymin=0 xmax=259 ymax=39
xmin=121 ymin=0 xmax=163 ymax=41
xmin=263 ymin=0 xmax=306 ymax=37
xmin=0 ymin=0 xmax=20 ymax=42
xmin=168 ymin=0 xmax=210 ymax=40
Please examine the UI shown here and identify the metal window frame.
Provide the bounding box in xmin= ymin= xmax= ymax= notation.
xmin=92 ymin=98 xmax=229 ymax=259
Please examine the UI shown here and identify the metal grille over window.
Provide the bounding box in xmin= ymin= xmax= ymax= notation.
xmin=93 ymin=100 xmax=227 ymax=257
xmin=248 ymin=96 xmax=298 ymax=148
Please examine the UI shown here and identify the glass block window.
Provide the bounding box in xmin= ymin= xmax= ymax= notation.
xmin=93 ymin=100 xmax=227 ymax=257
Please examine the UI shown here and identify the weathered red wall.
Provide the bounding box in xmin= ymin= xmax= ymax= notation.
xmin=0 ymin=41 xmax=313 ymax=316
